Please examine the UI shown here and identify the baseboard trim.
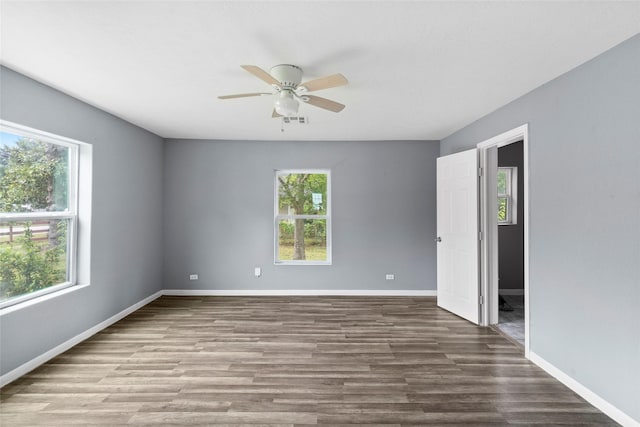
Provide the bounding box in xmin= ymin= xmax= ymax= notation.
xmin=498 ymin=289 xmax=524 ymax=295
xmin=162 ymin=289 xmax=437 ymax=297
xmin=529 ymin=351 xmax=639 ymax=427
xmin=0 ymin=290 xmax=163 ymax=388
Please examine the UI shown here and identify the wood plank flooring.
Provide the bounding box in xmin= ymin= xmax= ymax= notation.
xmin=0 ymin=296 xmax=618 ymax=426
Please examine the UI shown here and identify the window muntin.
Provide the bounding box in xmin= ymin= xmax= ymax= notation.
xmin=497 ymin=166 xmax=517 ymax=225
xmin=0 ymin=126 xmax=79 ymax=308
xmin=275 ymin=170 xmax=331 ymax=264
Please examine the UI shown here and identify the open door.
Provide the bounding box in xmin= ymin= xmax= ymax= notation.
xmin=436 ymin=148 xmax=480 ymax=324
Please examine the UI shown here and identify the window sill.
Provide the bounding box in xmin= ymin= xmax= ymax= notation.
xmin=275 ymin=261 xmax=332 ymax=266
xmin=0 ymin=283 xmax=89 ymax=316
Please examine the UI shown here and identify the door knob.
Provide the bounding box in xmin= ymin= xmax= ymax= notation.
xmin=435 ymin=237 xmax=442 ymax=243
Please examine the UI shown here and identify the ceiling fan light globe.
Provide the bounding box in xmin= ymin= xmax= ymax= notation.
xmin=274 ymin=93 xmax=299 ymax=117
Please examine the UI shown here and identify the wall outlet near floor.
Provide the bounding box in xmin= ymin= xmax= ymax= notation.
xmin=385 ymin=274 xmax=395 ymax=280
xmin=189 ymin=274 xmax=198 ymax=280
xmin=254 ymin=267 xmax=261 ymax=277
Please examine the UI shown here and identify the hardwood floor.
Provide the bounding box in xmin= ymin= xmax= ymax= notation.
xmin=1 ymin=296 xmax=617 ymax=426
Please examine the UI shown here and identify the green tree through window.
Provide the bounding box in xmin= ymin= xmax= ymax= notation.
xmin=276 ymin=171 xmax=330 ymax=263
xmin=0 ymin=130 xmax=76 ymax=305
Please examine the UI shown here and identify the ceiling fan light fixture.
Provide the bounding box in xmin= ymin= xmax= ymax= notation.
xmin=219 ymin=64 xmax=347 ymax=117
xmin=274 ymin=91 xmax=299 ymax=117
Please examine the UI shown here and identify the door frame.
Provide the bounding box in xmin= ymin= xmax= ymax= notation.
xmin=477 ymin=124 xmax=530 ymax=358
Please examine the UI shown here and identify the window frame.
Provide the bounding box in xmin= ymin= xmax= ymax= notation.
xmin=497 ymin=166 xmax=518 ymax=225
xmin=274 ymin=169 xmax=332 ymax=265
xmin=0 ymin=122 xmax=81 ymax=309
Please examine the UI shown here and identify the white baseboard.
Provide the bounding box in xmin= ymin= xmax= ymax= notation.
xmin=0 ymin=290 xmax=163 ymax=387
xmin=498 ymin=289 xmax=524 ymax=295
xmin=529 ymin=351 xmax=639 ymax=427
xmin=162 ymin=289 xmax=437 ymax=297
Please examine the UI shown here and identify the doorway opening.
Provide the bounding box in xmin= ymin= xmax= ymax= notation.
xmin=478 ymin=124 xmax=529 ymax=357
xmin=495 ymin=142 xmax=525 ymax=346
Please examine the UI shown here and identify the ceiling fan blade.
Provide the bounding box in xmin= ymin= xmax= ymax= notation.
xmin=303 ymin=95 xmax=345 ymax=113
xmin=241 ymin=65 xmax=281 ymax=87
xmin=218 ymin=92 xmax=272 ymax=99
xmin=299 ymin=73 xmax=348 ymax=92
xmin=272 ymin=109 xmax=282 ymax=118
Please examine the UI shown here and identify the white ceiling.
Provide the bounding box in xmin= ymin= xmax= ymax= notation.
xmin=1 ymin=1 xmax=639 ymax=141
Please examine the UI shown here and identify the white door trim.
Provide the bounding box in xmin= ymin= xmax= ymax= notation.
xmin=477 ymin=124 xmax=530 ymax=358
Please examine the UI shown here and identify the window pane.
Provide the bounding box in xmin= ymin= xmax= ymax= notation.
xmin=278 ymin=219 xmax=327 ymax=262
xmin=498 ymin=197 xmax=508 ymax=222
xmin=0 ymin=219 xmax=70 ymax=303
xmin=0 ymin=132 xmax=70 ymax=213
xmin=277 ymin=173 xmax=327 ymax=215
xmin=497 ymin=169 xmax=508 ymax=195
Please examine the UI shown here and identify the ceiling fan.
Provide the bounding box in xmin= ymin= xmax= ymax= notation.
xmin=219 ymin=64 xmax=348 ymax=117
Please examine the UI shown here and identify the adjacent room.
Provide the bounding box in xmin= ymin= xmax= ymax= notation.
xmin=1 ymin=1 xmax=639 ymax=426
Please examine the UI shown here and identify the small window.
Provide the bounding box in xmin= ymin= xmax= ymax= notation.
xmin=275 ymin=170 xmax=331 ymax=265
xmin=497 ymin=167 xmax=517 ymax=225
xmin=0 ymin=124 xmax=80 ymax=308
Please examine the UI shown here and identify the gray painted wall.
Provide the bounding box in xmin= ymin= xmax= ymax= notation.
xmin=0 ymin=66 xmax=164 ymax=376
xmin=163 ymin=139 xmax=439 ymax=292
xmin=498 ymin=141 xmax=524 ymax=290
xmin=441 ymin=34 xmax=640 ymax=421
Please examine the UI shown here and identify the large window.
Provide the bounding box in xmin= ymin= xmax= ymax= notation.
xmin=275 ymin=170 xmax=331 ymax=265
xmin=497 ymin=166 xmax=518 ymax=225
xmin=0 ymin=124 xmax=80 ymax=308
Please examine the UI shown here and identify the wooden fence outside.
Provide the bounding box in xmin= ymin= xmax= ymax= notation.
xmin=0 ymin=221 xmax=51 ymax=244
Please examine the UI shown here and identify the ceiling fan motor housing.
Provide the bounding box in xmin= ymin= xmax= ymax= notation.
xmin=270 ymin=64 xmax=303 ymax=89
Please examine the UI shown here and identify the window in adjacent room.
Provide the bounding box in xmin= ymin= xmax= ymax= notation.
xmin=0 ymin=122 xmax=89 ymax=308
xmin=497 ymin=166 xmax=518 ymax=225
xmin=275 ymin=170 xmax=331 ymax=265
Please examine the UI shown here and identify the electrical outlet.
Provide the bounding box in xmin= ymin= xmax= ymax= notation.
xmin=189 ymin=274 xmax=198 ymax=280
xmin=385 ymin=274 xmax=395 ymax=280
xmin=254 ymin=267 xmax=261 ymax=277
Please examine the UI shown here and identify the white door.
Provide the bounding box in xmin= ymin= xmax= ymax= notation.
xmin=437 ymin=148 xmax=480 ymax=324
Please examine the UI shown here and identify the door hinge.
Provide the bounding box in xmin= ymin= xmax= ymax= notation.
xmin=478 ymin=167 xmax=483 ymax=177
xmin=479 ymin=295 xmax=484 ymax=305
xmin=478 ymin=231 xmax=482 ymax=241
